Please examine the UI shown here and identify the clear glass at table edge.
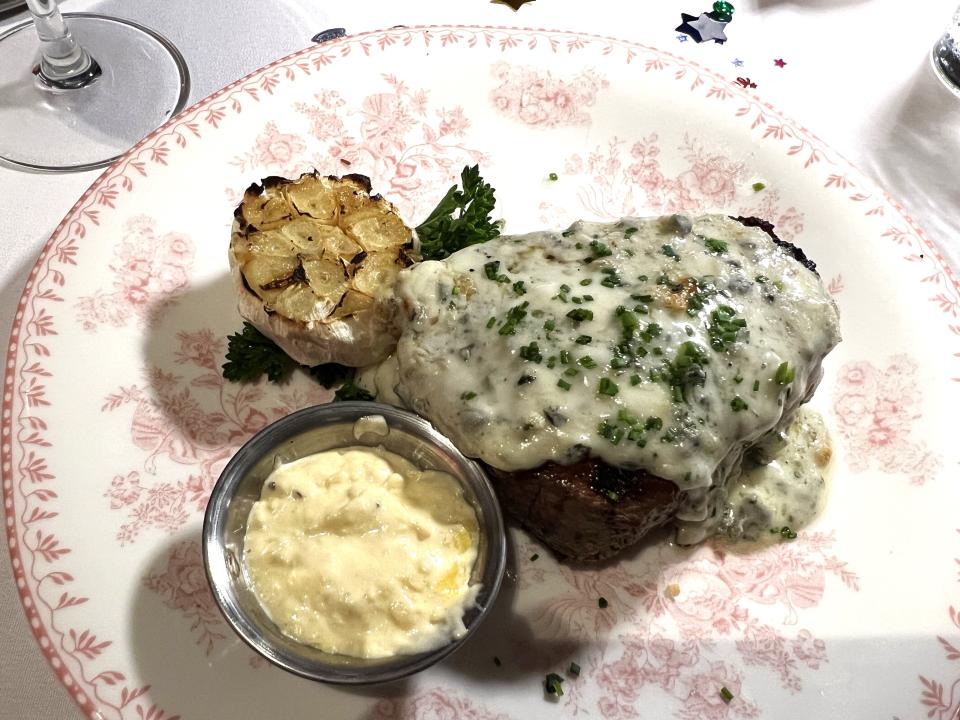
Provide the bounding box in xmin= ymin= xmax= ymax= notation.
xmin=933 ymin=4 xmax=960 ymax=96
xmin=0 ymin=0 xmax=189 ymax=173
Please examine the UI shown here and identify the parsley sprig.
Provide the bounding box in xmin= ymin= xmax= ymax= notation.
xmin=222 ymin=323 xmax=371 ymax=400
xmin=415 ymin=165 xmax=501 ymax=260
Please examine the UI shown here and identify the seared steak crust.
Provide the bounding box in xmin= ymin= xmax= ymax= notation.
xmin=486 ymin=461 xmax=683 ymax=562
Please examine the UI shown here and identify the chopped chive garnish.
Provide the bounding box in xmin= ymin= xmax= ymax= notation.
xmin=486 ymin=317 xmax=496 ymax=329
xmin=548 ymin=172 xmax=559 ymax=181
xmin=598 ymin=597 xmax=609 ymax=609
xmin=483 ymin=260 xmax=510 ymax=283
xmin=583 ymin=294 xmax=594 ymax=301
xmin=461 ymin=391 xmax=477 ymax=400
xmin=704 ymin=238 xmax=728 ymax=254
xmin=645 ymin=416 xmax=663 ymax=430
xmin=624 ymin=227 xmax=638 ymax=238
xmin=566 ymin=308 xmax=593 ymax=323
xmin=720 ymin=686 xmax=734 ymax=703
xmin=618 ymin=409 xmax=639 ymax=425
xmin=498 ymin=302 xmax=529 ymax=336
xmin=560 ymin=283 xmax=571 ymax=293
xmin=774 ymin=361 xmax=796 ymax=385
xmin=730 ymin=396 xmax=748 ymax=412
xmin=564 ymin=367 xmax=579 ymax=377
xmin=605 ymin=490 xmax=620 ymax=502
xmin=753 ymin=379 xmax=760 ymax=392
xmin=530 ymin=553 xmax=540 ymax=561
xmin=561 ymin=229 xmax=575 ymax=238
xmin=558 ymin=350 xmax=571 ymax=364
xmin=544 ymin=319 xmax=556 ymax=331
xmin=661 ymin=244 xmax=679 ymax=260
xmin=557 ymin=378 xmax=572 ymax=391
xmin=630 ymin=374 xmax=641 ymax=386
xmin=569 ymin=662 xmax=581 ymax=676
xmin=580 ymin=278 xmax=593 ymax=286
xmin=513 ymin=280 xmax=527 ymax=295
xmin=779 ymin=525 xmax=798 ymax=540
xmin=519 ymin=342 xmax=543 ymax=363
xmin=755 ymin=274 xmax=769 ymax=284
xmin=610 ymin=356 xmax=629 ymax=369
xmin=586 ymin=239 xmax=612 ymax=260
xmin=734 ymin=373 xmax=744 ymax=383
xmin=545 ymin=673 xmax=565 ymax=697
xmin=572 ymin=296 xmax=583 ymax=305
xmin=518 ymin=374 xmax=536 ymax=385
xmin=546 ymin=356 xmax=557 ymax=369
xmin=752 ymin=181 xmax=766 ymax=192
xmin=578 ymin=356 xmax=597 ymax=369
xmin=575 ymin=335 xmax=592 ymax=345
xmin=598 ymin=378 xmax=619 ymax=396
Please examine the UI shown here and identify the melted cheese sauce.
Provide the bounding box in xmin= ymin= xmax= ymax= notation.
xmin=372 ymin=215 xmax=840 ymax=543
xmin=719 ymin=408 xmax=831 ymax=541
xmin=243 ymin=447 xmax=480 ymax=659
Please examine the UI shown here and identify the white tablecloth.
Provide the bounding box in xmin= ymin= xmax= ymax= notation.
xmin=1 ymin=0 xmax=957 ymax=716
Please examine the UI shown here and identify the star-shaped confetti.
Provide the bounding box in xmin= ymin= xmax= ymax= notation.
xmin=676 ymin=12 xmax=729 ymax=44
xmin=774 ymin=58 xmax=787 ymax=67
xmin=677 ymin=34 xmax=689 ymax=42
xmin=732 ymin=58 xmax=744 ymax=67
xmin=491 ymin=0 xmax=534 ymax=9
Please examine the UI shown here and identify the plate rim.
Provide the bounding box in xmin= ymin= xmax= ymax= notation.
xmin=2 ymin=23 xmax=957 ymax=720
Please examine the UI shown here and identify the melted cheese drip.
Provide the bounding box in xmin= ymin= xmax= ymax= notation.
xmin=243 ymin=447 xmax=479 ymax=659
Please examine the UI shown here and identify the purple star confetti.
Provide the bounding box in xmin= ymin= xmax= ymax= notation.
xmin=732 ymin=58 xmax=744 ymax=67
xmin=774 ymin=58 xmax=787 ymax=67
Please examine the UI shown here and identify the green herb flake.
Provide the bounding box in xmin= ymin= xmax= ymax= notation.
xmin=569 ymin=662 xmax=581 ymax=677
xmin=586 ymin=239 xmax=613 ymax=261
xmin=575 ymin=335 xmax=592 ymax=345
xmin=557 ymin=378 xmax=572 ymax=391
xmin=598 ymin=377 xmax=619 ymax=397
xmin=661 ymin=244 xmax=680 ymax=260
xmin=720 ymin=686 xmax=734 ymax=703
xmin=753 ymin=379 xmax=760 ymax=392
xmin=461 ymin=391 xmax=477 ymax=401
xmin=598 ymin=597 xmax=609 ymax=609
xmin=530 ymin=553 xmax=540 ymax=562
xmin=704 ymin=238 xmax=728 ymax=254
xmin=618 ymin=409 xmax=639 ymax=425
xmin=513 ymin=280 xmax=527 ymax=295
xmin=543 ymin=319 xmax=556 ymax=332
xmin=578 ymin=356 xmax=597 ymax=369
xmin=774 ymin=361 xmax=796 ymax=385
xmin=483 ymin=260 xmax=509 ymax=283
xmin=545 ymin=673 xmax=565 ymax=697
xmin=519 ymin=342 xmax=543 ymax=363
xmin=779 ymin=525 xmax=798 ymax=540
xmin=560 ymin=350 xmax=572 ymax=365
xmin=624 ymin=227 xmax=638 ymax=238
xmin=630 ymin=374 xmax=641 ymax=386
xmin=752 ymin=181 xmax=766 ymax=192
xmin=333 ymin=378 xmax=375 ymax=402
xmin=486 ymin=316 xmax=497 ymax=329
xmin=730 ymin=396 xmax=749 ymax=412
xmin=580 ymin=278 xmax=593 ymax=286
xmin=567 ymin=308 xmax=594 ymax=323
xmin=755 ymin=274 xmax=769 ymax=285
xmin=499 ymin=302 xmax=529 ymax=336
xmin=645 ymin=416 xmax=663 ymax=431
xmin=548 ymin=172 xmax=559 ymax=181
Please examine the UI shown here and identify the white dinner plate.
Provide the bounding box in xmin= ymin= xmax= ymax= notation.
xmin=4 ymin=25 xmax=959 ymax=720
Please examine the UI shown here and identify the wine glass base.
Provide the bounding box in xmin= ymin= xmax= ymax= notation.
xmin=0 ymin=13 xmax=190 ymax=173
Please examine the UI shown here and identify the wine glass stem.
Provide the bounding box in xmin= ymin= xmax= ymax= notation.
xmin=26 ymin=0 xmax=101 ymax=89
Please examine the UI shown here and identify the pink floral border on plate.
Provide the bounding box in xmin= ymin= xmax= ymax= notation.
xmin=2 ymin=25 xmax=959 ymax=720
